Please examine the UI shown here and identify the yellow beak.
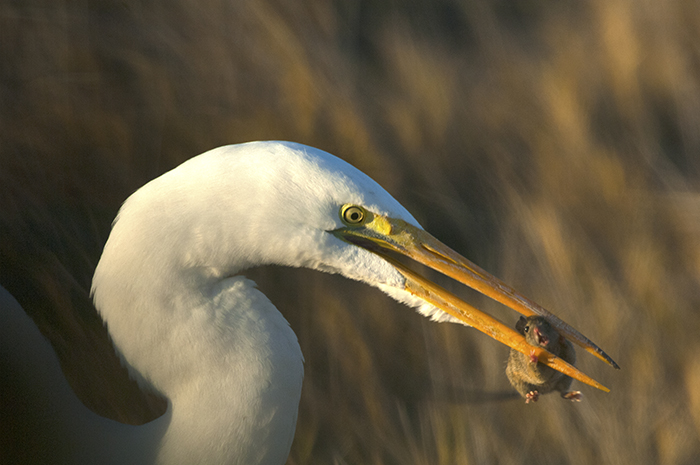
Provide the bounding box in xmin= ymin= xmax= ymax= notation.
xmin=333 ymin=212 xmax=618 ymax=393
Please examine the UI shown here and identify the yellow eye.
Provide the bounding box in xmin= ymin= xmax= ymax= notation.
xmin=341 ymin=205 xmax=366 ymax=225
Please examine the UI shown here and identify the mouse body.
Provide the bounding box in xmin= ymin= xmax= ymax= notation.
xmin=506 ymin=316 xmax=582 ymax=403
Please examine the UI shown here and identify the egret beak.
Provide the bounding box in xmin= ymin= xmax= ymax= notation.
xmin=333 ymin=213 xmax=618 ymax=393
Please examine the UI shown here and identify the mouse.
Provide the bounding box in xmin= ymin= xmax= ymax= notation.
xmin=506 ymin=315 xmax=582 ymax=403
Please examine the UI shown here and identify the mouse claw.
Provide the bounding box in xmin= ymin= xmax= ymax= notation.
xmin=525 ymin=391 xmax=540 ymax=403
xmin=529 ymin=350 xmax=538 ymax=364
xmin=563 ymin=391 xmax=583 ymax=402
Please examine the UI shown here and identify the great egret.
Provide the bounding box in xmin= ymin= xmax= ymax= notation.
xmin=0 ymin=141 xmax=616 ymax=464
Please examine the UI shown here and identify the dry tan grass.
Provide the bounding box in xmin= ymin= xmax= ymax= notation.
xmin=2 ymin=0 xmax=700 ymax=463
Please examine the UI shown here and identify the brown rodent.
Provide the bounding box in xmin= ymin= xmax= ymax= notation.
xmin=506 ymin=316 xmax=582 ymax=403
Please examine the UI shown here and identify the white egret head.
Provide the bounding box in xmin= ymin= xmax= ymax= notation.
xmin=94 ymin=141 xmax=614 ymax=398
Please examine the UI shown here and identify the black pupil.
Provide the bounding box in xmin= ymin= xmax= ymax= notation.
xmin=350 ymin=212 xmax=360 ymax=221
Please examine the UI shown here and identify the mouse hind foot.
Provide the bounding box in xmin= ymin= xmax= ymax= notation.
xmin=562 ymin=391 xmax=583 ymax=402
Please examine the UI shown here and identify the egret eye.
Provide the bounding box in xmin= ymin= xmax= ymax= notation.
xmin=341 ymin=205 xmax=366 ymax=225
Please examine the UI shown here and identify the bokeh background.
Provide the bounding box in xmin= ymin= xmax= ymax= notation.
xmin=2 ymin=0 xmax=700 ymax=463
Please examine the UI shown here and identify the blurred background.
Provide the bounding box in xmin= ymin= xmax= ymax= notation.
xmin=1 ymin=0 xmax=700 ymax=463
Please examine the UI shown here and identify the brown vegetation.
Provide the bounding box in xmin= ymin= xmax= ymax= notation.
xmin=2 ymin=0 xmax=700 ymax=463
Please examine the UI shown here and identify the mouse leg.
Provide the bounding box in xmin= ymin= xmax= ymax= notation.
xmin=526 ymin=391 xmax=540 ymax=403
